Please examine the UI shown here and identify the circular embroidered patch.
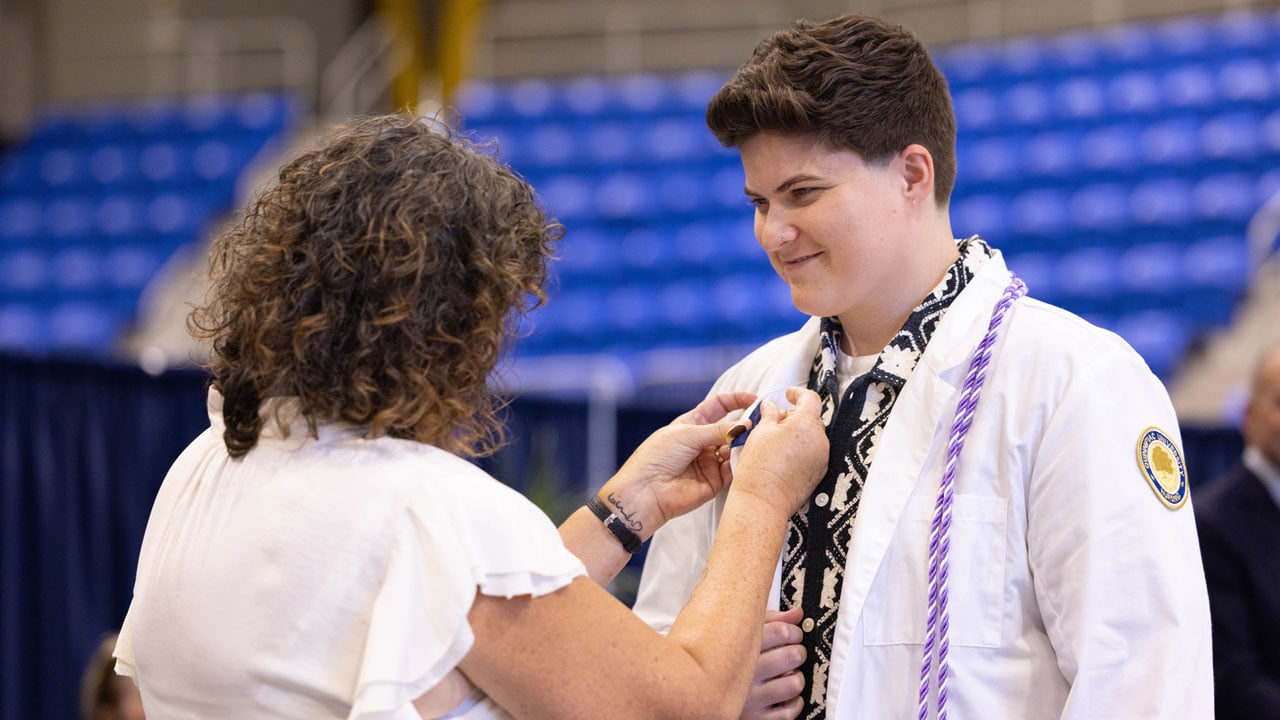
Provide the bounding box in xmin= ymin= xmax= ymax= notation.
xmin=1135 ymin=427 xmax=1188 ymax=510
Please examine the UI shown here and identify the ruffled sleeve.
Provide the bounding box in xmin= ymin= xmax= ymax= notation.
xmin=349 ymin=468 xmax=586 ymax=720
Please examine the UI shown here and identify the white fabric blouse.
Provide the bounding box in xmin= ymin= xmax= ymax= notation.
xmin=116 ymin=389 xmax=586 ymax=719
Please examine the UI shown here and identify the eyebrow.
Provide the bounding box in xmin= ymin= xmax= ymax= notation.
xmin=743 ymin=174 xmax=826 ymax=197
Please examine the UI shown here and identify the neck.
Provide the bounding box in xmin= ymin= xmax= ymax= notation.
xmin=837 ymin=228 xmax=960 ymax=356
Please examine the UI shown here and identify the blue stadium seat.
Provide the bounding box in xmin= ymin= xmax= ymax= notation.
xmin=537 ymin=173 xmax=594 ymax=222
xmin=656 ymin=169 xmax=711 ymax=215
xmin=1106 ymin=71 xmax=1162 ymax=117
xmin=47 ymin=301 xmax=127 ymax=352
xmin=0 ymin=197 xmax=41 ymax=244
xmin=0 ymin=248 xmax=48 ymax=297
xmin=1078 ymin=123 xmax=1141 ymax=177
xmin=0 ymin=304 xmax=49 ymax=352
xmin=670 ymin=71 xmax=729 ymax=114
xmin=93 ymin=194 xmax=145 ymax=241
xmin=999 ymin=81 xmax=1052 ymax=128
xmin=556 ymin=224 xmax=618 ymax=281
xmin=1009 ymin=188 xmax=1070 ymax=244
xmin=595 ymin=171 xmax=652 ymax=220
xmin=1129 ymin=177 xmax=1195 ymax=230
xmin=525 ymin=122 xmax=577 ymax=168
xmin=935 ymin=44 xmax=997 ymax=88
xmin=1024 ymin=130 xmax=1081 ymax=181
xmin=951 ymin=87 xmax=999 ymax=133
xmin=958 ymin=136 xmax=1021 ymax=188
xmin=1051 ymin=77 xmax=1105 ymax=124
xmin=561 ymin=76 xmax=610 ymax=117
xmin=1217 ymin=58 xmax=1275 ymax=108
xmin=1182 ymin=235 xmax=1250 ymax=292
xmin=48 ymin=246 xmax=101 ymax=292
xmin=614 ymin=74 xmax=669 ymax=115
xmin=1069 ymin=183 xmax=1131 ymax=237
xmin=1118 ymin=242 xmax=1184 ymax=294
xmin=1200 ymin=112 xmax=1264 ymax=169
xmin=1192 ymin=173 xmax=1261 ymax=227
xmin=582 ymin=120 xmax=638 ymax=166
xmin=1160 ymin=64 xmax=1217 ymax=113
xmin=709 ymin=165 xmax=747 ymax=211
xmin=43 ymin=196 xmax=94 ymax=244
xmin=1055 ymin=246 xmax=1121 ymax=300
xmin=658 ymin=279 xmax=715 ymax=340
xmin=1138 ymin=117 xmax=1200 ymax=168
xmin=618 ymin=226 xmax=672 ymax=275
xmin=103 ymin=245 xmax=165 ymax=293
xmin=640 ymin=116 xmax=714 ymax=164
xmin=952 ymin=194 xmax=1009 ymax=242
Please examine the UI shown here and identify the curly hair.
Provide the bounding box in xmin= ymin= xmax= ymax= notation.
xmin=190 ymin=113 xmax=561 ymax=458
xmin=706 ymin=14 xmax=958 ymax=206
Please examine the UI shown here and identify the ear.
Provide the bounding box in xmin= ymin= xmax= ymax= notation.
xmin=898 ymin=143 xmax=935 ymax=206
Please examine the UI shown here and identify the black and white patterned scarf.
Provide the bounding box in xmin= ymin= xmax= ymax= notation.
xmin=780 ymin=237 xmax=994 ymax=719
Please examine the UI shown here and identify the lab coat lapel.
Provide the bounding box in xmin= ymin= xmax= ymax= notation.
xmin=825 ymin=254 xmax=1013 ymax=712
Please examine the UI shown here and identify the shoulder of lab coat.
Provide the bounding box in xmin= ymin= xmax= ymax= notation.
xmin=998 ymin=295 xmax=1213 ymax=717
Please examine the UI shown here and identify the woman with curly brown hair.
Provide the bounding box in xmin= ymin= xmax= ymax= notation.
xmin=111 ymin=112 xmax=830 ymax=720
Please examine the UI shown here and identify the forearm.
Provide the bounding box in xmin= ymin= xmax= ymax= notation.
xmin=664 ymin=490 xmax=791 ymax=716
xmin=558 ymin=505 xmax=634 ymax=586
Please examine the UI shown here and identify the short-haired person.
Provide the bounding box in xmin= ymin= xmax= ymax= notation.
xmin=1196 ymin=345 xmax=1280 ymax=719
xmin=113 ymin=113 xmax=831 ymax=719
xmin=632 ymin=14 xmax=1212 ymax=719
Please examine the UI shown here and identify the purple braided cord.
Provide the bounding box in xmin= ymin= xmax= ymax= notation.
xmin=918 ymin=274 xmax=1027 ymax=720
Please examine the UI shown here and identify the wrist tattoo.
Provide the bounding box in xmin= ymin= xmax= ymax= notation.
xmin=606 ymin=492 xmax=643 ymax=532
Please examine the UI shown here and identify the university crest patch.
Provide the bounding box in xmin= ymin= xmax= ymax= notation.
xmin=1135 ymin=427 xmax=1187 ymax=510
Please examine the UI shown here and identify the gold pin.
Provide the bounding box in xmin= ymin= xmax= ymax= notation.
xmin=725 ymin=423 xmax=748 ymax=445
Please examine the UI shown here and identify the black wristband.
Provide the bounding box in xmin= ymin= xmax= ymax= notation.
xmin=585 ymin=495 xmax=643 ymax=554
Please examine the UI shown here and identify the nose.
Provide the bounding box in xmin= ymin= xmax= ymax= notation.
xmin=756 ymin=207 xmax=796 ymax=251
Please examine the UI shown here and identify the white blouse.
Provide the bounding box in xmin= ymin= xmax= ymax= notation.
xmin=116 ymin=390 xmax=586 ymax=719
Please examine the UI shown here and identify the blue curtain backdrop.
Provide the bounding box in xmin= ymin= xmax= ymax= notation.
xmin=0 ymin=351 xmax=1243 ymax=720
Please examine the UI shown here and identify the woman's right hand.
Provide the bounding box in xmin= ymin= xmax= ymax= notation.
xmin=730 ymin=387 xmax=828 ymax=518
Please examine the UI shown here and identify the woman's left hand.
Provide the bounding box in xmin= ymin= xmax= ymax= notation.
xmin=596 ymin=391 xmax=757 ymax=541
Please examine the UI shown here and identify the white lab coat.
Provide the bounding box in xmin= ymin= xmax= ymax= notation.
xmin=634 ymin=253 xmax=1213 ymax=718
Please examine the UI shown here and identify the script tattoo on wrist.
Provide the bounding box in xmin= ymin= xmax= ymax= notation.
xmin=606 ymin=492 xmax=643 ymax=532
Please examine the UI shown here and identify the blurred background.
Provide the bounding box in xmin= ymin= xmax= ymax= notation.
xmin=2 ymin=0 xmax=1279 ymax=717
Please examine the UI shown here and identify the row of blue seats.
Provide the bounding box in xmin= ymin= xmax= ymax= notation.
xmin=957 ymin=112 xmax=1280 ymax=185
xmin=1 ymin=133 xmax=274 ymax=196
xmin=503 ymin=161 xmax=1279 ymax=232
xmin=24 ymin=91 xmax=298 ymax=148
xmin=950 ymin=61 xmax=1280 ymax=131
xmin=517 ymin=268 xmax=1211 ymax=380
xmin=545 ymin=228 xmax=1248 ymax=304
xmin=0 ymin=302 xmax=129 ymax=354
xmin=0 ymin=192 xmax=216 ymax=246
xmin=956 ymin=170 xmax=1280 ymax=242
xmin=472 ymin=100 xmax=1280 ymax=175
xmin=937 ymin=12 xmax=1279 ymax=86
xmin=455 ymin=11 xmax=1279 ymax=124
xmin=0 ymin=244 xmax=166 ymax=297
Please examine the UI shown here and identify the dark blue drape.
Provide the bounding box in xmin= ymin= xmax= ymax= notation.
xmin=0 ymin=351 xmax=1243 ymax=720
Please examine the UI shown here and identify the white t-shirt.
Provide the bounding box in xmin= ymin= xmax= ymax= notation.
xmin=115 ymin=389 xmax=586 ymax=719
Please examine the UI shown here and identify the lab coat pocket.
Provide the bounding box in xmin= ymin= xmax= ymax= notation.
xmin=863 ymin=494 xmax=1008 ymax=648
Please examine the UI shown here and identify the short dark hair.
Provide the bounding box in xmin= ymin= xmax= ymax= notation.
xmin=190 ymin=113 xmax=562 ymax=458
xmin=706 ymin=14 xmax=958 ymax=205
